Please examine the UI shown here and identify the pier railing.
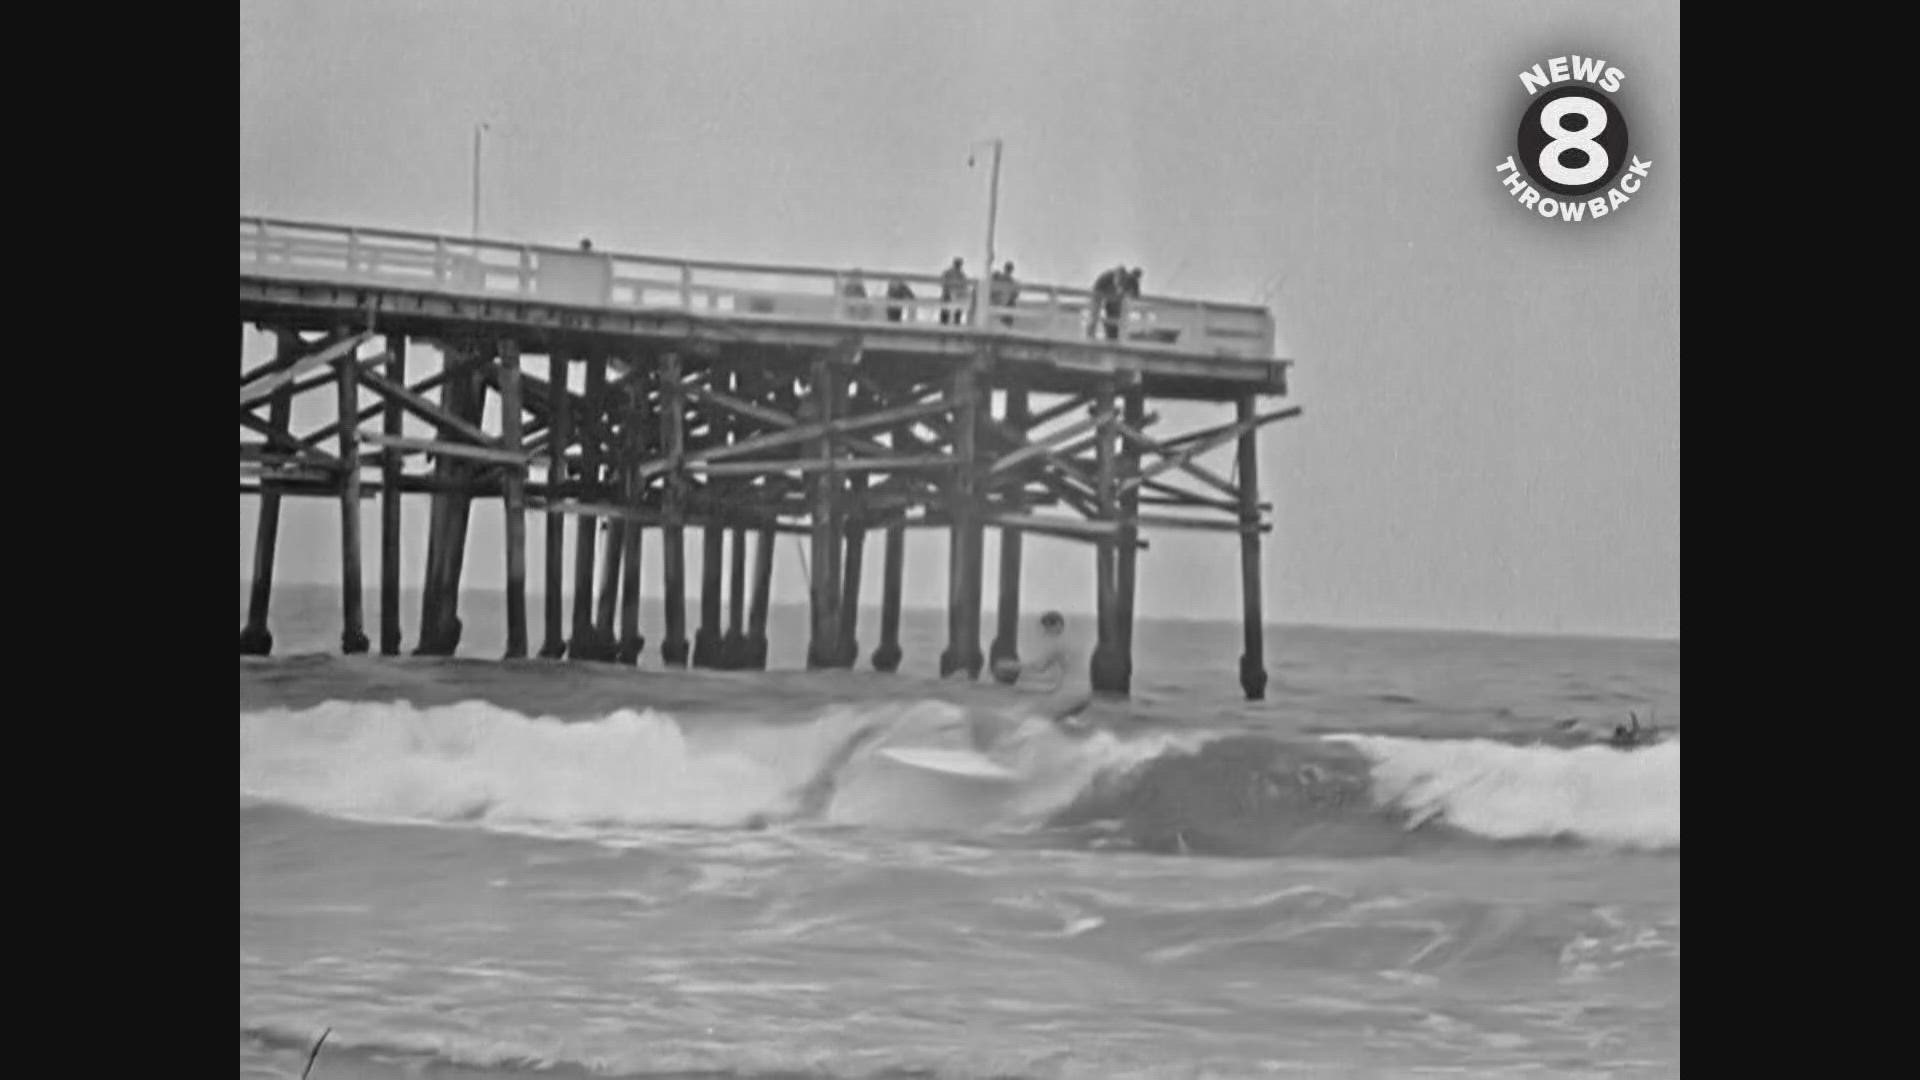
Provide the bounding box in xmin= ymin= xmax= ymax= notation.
xmin=240 ymin=216 xmax=1276 ymax=360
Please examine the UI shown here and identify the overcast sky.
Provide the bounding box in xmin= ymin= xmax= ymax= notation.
xmin=240 ymin=0 xmax=1678 ymax=639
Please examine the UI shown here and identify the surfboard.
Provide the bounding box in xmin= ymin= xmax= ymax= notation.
xmin=880 ymin=746 xmax=1019 ymax=781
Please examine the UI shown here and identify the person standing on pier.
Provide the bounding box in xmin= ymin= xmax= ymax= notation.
xmin=1121 ymin=267 xmax=1143 ymax=339
xmin=842 ymin=269 xmax=873 ymax=320
xmin=940 ymin=257 xmax=968 ymax=325
xmin=1090 ymin=264 xmax=1126 ymax=340
xmin=885 ymin=278 xmax=915 ymax=323
xmin=990 ymin=262 xmax=1020 ymax=328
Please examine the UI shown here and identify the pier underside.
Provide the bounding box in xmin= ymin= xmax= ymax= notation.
xmin=240 ymin=227 xmax=1298 ymax=699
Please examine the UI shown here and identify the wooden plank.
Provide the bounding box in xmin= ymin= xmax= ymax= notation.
xmin=985 ymin=512 xmax=1120 ymax=537
xmin=359 ymin=367 xmax=502 ymax=449
xmin=696 ymin=454 xmax=958 ymax=477
xmin=1119 ymin=405 xmax=1300 ymax=497
xmin=238 ymin=411 xmax=341 ymax=469
xmin=298 ymin=359 xmax=457 ymax=450
xmin=986 ymin=408 xmax=1107 ymax=476
xmin=638 ymin=395 xmax=952 ymax=480
xmin=240 ymin=331 xmax=372 ymax=406
xmin=360 ymin=431 xmax=538 ymax=466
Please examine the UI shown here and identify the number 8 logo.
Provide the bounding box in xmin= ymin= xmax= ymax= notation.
xmin=1516 ymin=84 xmax=1629 ymax=197
xmin=1538 ymin=96 xmax=1608 ymax=186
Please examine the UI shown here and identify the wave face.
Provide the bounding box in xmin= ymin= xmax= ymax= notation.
xmin=1327 ymin=733 xmax=1680 ymax=850
xmin=240 ymin=698 xmax=1676 ymax=854
xmin=238 ymin=697 xmax=1180 ymax=840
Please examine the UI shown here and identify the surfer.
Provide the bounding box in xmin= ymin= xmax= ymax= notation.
xmin=1608 ymin=710 xmax=1662 ymax=749
xmin=972 ymin=611 xmax=1095 ymax=751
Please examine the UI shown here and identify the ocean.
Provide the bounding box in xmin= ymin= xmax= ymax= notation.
xmin=240 ymin=584 xmax=1679 ymax=1079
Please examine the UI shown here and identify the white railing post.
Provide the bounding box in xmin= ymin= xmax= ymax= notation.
xmin=1194 ymin=300 xmax=1208 ymax=352
xmin=520 ymin=247 xmax=533 ymax=294
xmin=434 ymin=237 xmax=448 ymax=284
xmin=679 ymin=265 xmax=694 ymax=310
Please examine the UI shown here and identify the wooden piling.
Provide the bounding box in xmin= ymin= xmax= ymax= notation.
xmin=724 ymin=526 xmax=749 ymax=668
xmin=379 ymin=336 xmax=405 ymax=655
xmin=1236 ymin=394 xmax=1269 ymax=701
xmin=594 ymin=515 xmax=625 ymax=653
xmin=872 ymin=421 xmax=908 ymax=673
xmin=660 ymin=352 xmax=690 ymax=667
xmin=240 ymin=328 xmax=294 ymax=655
xmin=617 ymin=376 xmax=646 ymax=665
xmin=805 ymin=357 xmax=844 ymax=669
xmin=335 ymin=329 xmax=370 ymax=654
xmin=837 ymin=476 xmax=866 ymax=667
xmin=747 ymin=525 xmax=775 ymax=669
xmin=1089 ymin=378 xmax=1125 ymax=694
xmin=568 ymin=354 xmax=607 ymax=659
xmin=499 ymin=339 xmax=529 ymax=659
xmin=939 ymin=360 xmax=985 ymax=679
xmin=415 ymin=343 xmax=480 ymax=656
xmin=989 ymin=387 xmax=1029 ymax=682
xmin=437 ymin=357 xmax=485 ymax=654
xmin=539 ymin=353 xmax=569 ymax=658
xmin=694 ymin=523 xmax=724 ymax=667
xmin=1112 ymin=382 xmax=1145 ymax=694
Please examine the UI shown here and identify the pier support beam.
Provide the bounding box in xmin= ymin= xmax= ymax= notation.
xmin=660 ymin=353 xmax=690 ymax=667
xmin=694 ymin=523 xmax=725 ymax=668
xmin=241 ymin=328 xmax=294 ymax=656
xmin=1089 ymin=379 xmax=1127 ymax=694
xmin=335 ymin=328 xmax=370 ymax=654
xmin=723 ymin=525 xmax=749 ymax=668
xmin=989 ymin=387 xmax=1029 ymax=683
xmin=747 ymin=526 xmax=775 ymax=669
xmin=416 ymin=343 xmax=481 ymax=656
xmin=838 ymin=476 xmax=866 ymax=667
xmin=593 ymin=516 xmax=625 ymax=655
xmin=872 ymin=422 xmax=908 ymax=673
xmin=940 ymin=360 xmax=985 ymax=680
xmin=805 ymin=357 xmax=845 ymax=669
xmin=617 ymin=375 xmax=645 ymax=666
xmin=500 ymin=339 xmax=529 ymax=659
xmin=568 ymin=355 xmax=609 ymax=660
xmin=1111 ymin=382 xmax=1145 ymax=695
xmin=1236 ymin=394 xmax=1269 ymax=701
xmin=539 ymin=353 xmax=569 ymax=658
xmin=378 ymin=337 xmax=405 ymax=656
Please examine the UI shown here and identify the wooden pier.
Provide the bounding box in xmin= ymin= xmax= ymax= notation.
xmin=239 ymin=216 xmax=1299 ymax=698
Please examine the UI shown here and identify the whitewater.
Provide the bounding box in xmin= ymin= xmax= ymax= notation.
xmin=240 ymin=590 xmax=1679 ymax=1079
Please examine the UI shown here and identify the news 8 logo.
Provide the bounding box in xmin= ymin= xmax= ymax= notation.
xmin=1519 ymin=86 xmax=1628 ymax=197
xmin=1495 ymin=55 xmax=1652 ymax=223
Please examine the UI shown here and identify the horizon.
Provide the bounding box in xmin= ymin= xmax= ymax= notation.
xmin=246 ymin=579 xmax=1678 ymax=646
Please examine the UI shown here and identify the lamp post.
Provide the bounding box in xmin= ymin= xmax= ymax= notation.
xmin=470 ymin=122 xmax=490 ymax=237
xmin=968 ymin=138 xmax=1003 ymax=326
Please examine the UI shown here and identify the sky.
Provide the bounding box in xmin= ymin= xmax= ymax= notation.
xmin=239 ymin=0 xmax=1679 ymax=640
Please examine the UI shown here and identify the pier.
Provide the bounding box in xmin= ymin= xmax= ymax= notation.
xmin=238 ymin=216 xmax=1299 ymax=698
